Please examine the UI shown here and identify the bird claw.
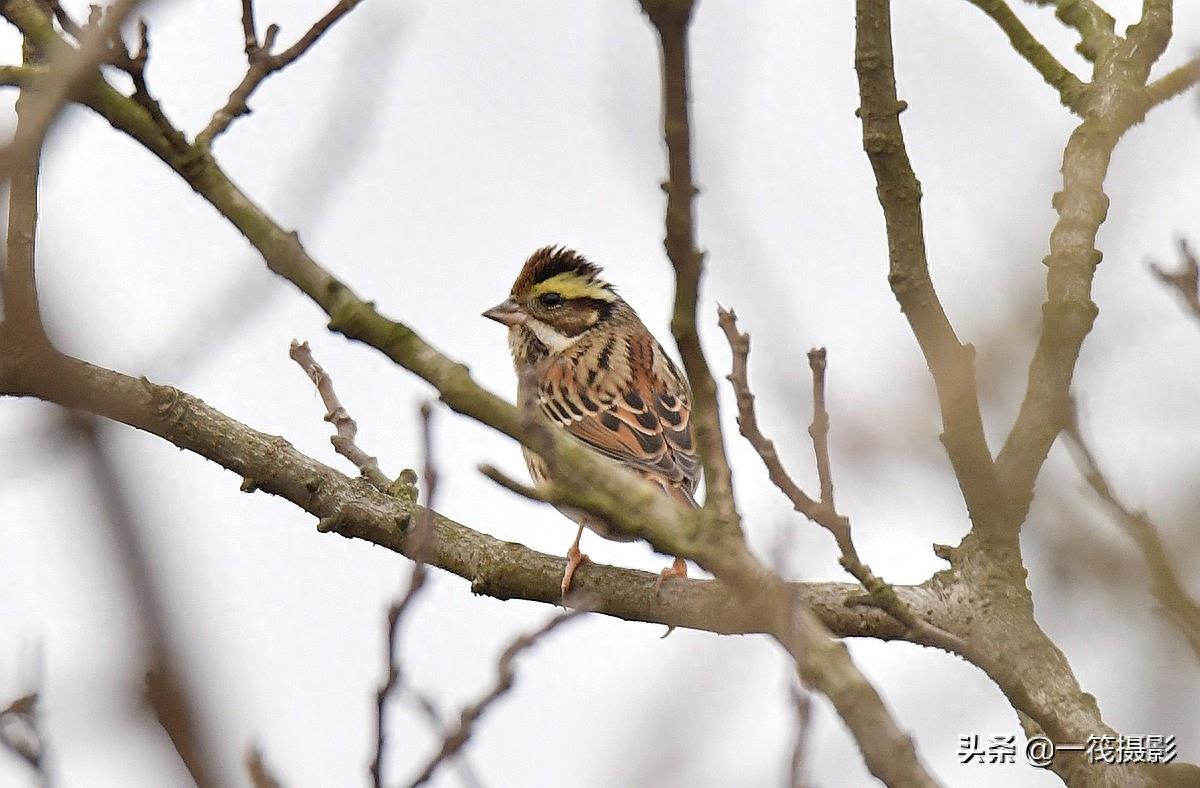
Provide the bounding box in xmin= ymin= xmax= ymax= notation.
xmin=654 ymin=556 xmax=688 ymax=595
xmin=561 ymin=545 xmax=590 ymax=597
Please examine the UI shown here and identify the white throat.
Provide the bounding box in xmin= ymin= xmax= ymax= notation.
xmin=524 ymin=319 xmax=582 ymax=354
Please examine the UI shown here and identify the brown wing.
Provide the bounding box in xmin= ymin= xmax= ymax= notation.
xmin=537 ymin=329 xmax=700 ymax=505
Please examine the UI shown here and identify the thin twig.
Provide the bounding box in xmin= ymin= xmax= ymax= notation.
xmin=66 ymin=413 xmax=217 ymax=788
xmin=1140 ymin=56 xmax=1200 ymax=114
xmin=401 ymin=693 xmax=486 ymax=788
xmin=370 ymin=402 xmax=436 ymax=788
xmin=1150 ymin=238 xmax=1200 ymax=323
xmin=806 ymin=348 xmax=835 ymax=510
xmin=717 ymin=307 xmax=819 ymax=517
xmin=42 ymin=0 xmax=85 ymax=41
xmin=1022 ymin=0 xmax=1117 ymax=62
xmin=0 ymin=692 xmax=47 ymax=787
xmin=245 ymin=744 xmax=283 ymax=788
xmin=371 ymin=565 xmax=427 ymax=788
xmin=239 ymin=0 xmax=258 ymax=55
xmin=787 ymin=686 xmax=812 ymax=788
xmin=289 ymin=339 xmax=391 ymax=491
xmin=405 ymin=610 xmax=584 ymax=788
xmin=717 ymin=308 xmax=969 ymax=654
xmin=1063 ymin=401 xmax=1200 ymax=661
xmin=106 ymin=18 xmax=190 ymax=153
xmin=196 ymin=0 xmax=368 ymax=147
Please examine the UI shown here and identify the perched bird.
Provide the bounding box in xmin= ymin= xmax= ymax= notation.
xmin=483 ymin=246 xmax=700 ymax=596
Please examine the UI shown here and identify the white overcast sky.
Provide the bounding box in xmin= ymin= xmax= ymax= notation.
xmin=2 ymin=1 xmax=1199 ymax=787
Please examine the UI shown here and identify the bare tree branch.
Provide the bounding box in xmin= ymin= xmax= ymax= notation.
xmin=636 ymin=0 xmax=738 ymax=531
xmin=1 ymin=37 xmax=48 ymax=345
xmin=105 ymin=17 xmax=190 ymax=154
xmin=0 ymin=0 xmax=144 ymax=176
xmin=196 ymin=0 xmax=368 ymax=147
xmin=965 ymin=0 xmax=1087 ymax=112
xmin=0 ymin=692 xmax=47 ymax=787
xmin=854 ymin=0 xmax=1008 ymax=538
xmin=289 ymin=339 xmax=392 ymax=491
xmin=371 ymin=564 xmax=427 ymax=788
xmin=405 ymin=610 xmax=584 ymax=788
xmin=0 ymin=346 xmax=954 ymax=641
xmin=41 ymin=0 xmax=85 ymax=41
xmin=371 ymin=403 xmax=435 ymax=788
xmin=997 ymin=0 xmax=1180 ymax=522
xmin=718 ymin=308 xmax=969 ymax=655
xmin=806 ymin=348 xmax=835 ymax=510
xmin=67 ymin=413 xmax=218 ymax=788
xmin=245 ymin=744 xmax=283 ymax=788
xmin=1140 ymin=56 xmax=1200 ymax=113
xmin=1064 ymin=401 xmax=1200 ymax=661
xmin=1022 ymin=0 xmax=1117 ymax=62
xmin=787 ymin=687 xmax=812 ymax=788
xmin=1150 ymin=238 xmax=1200 ymax=323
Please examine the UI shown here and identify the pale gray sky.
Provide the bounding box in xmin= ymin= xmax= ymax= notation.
xmin=2 ymin=1 xmax=1199 ymax=786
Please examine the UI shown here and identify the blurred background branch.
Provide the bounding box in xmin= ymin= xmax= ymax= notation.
xmin=1151 ymin=238 xmax=1200 ymax=323
xmin=1064 ymin=401 xmax=1200 ymax=662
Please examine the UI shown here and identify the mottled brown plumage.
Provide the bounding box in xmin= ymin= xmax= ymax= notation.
xmin=483 ymin=246 xmax=700 ymax=594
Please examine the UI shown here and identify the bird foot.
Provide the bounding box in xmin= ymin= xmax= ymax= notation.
xmin=654 ymin=556 xmax=688 ymax=594
xmin=561 ymin=545 xmax=590 ymax=597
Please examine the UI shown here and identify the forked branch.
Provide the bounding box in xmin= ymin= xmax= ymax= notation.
xmin=197 ymin=0 xmax=368 ymax=146
xmin=718 ymin=308 xmax=968 ymax=655
xmin=289 ymin=339 xmax=391 ymax=490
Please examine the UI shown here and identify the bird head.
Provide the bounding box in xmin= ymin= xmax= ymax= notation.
xmin=483 ymin=246 xmax=621 ymax=355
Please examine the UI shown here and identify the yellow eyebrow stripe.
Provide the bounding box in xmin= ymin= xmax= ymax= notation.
xmin=531 ymin=272 xmax=617 ymax=302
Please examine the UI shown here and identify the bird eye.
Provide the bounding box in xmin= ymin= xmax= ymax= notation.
xmin=539 ymin=292 xmax=564 ymax=308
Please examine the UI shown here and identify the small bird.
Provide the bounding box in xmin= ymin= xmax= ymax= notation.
xmin=483 ymin=246 xmax=700 ymax=596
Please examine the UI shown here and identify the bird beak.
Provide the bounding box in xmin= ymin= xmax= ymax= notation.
xmin=482 ymin=298 xmax=527 ymax=327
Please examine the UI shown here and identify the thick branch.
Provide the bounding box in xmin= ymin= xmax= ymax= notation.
xmin=854 ymin=0 xmax=1008 ymax=537
xmin=996 ymin=0 xmax=1178 ymax=521
xmin=0 ymin=347 xmax=959 ymax=643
